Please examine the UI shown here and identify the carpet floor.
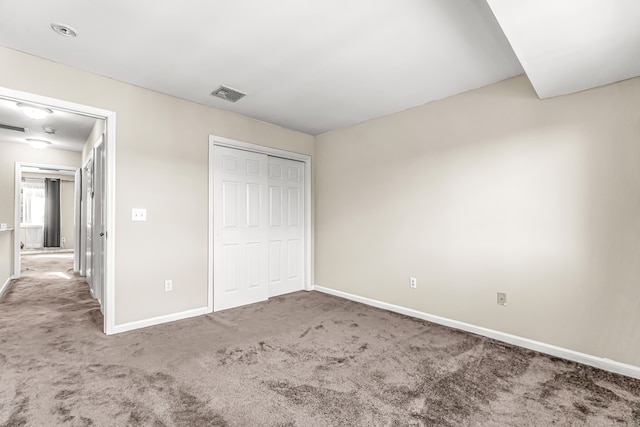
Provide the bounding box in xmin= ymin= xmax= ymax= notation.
xmin=1 ymin=254 xmax=640 ymax=426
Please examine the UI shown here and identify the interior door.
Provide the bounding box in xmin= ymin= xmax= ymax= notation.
xmin=92 ymin=140 xmax=105 ymax=306
xmin=79 ymin=160 xmax=88 ymax=276
xmin=85 ymin=157 xmax=93 ymax=287
xmin=213 ymin=145 xmax=269 ymax=311
xmin=74 ymin=168 xmax=82 ymax=273
xmin=267 ymin=157 xmax=305 ymax=297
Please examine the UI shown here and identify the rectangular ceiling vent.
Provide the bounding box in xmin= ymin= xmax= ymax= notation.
xmin=0 ymin=123 xmax=27 ymax=133
xmin=211 ymin=85 xmax=246 ymax=103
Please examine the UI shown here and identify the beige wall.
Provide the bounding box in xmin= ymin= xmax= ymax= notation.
xmin=315 ymin=75 xmax=640 ymax=367
xmin=0 ymin=143 xmax=81 ymax=232
xmin=0 ymin=46 xmax=314 ymax=326
xmin=0 ymin=140 xmax=81 ymax=286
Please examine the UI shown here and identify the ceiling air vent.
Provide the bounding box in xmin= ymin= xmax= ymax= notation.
xmin=0 ymin=123 xmax=27 ymax=133
xmin=211 ymin=85 xmax=246 ymax=103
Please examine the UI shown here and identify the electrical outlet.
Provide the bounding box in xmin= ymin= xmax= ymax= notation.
xmin=61 ymin=237 xmax=66 ymax=243
xmin=410 ymin=277 xmax=417 ymax=288
xmin=497 ymin=292 xmax=507 ymax=306
xmin=164 ymin=280 xmax=173 ymax=292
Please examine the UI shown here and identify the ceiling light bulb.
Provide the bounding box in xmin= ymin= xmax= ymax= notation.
xmin=26 ymin=139 xmax=52 ymax=150
xmin=17 ymin=103 xmax=53 ymax=120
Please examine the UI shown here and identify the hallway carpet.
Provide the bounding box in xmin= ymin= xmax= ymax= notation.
xmin=1 ymin=254 xmax=640 ymax=426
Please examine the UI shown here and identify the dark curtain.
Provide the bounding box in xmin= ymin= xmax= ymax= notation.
xmin=43 ymin=178 xmax=61 ymax=248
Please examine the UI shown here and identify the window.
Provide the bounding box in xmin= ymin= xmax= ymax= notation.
xmin=21 ymin=178 xmax=45 ymax=225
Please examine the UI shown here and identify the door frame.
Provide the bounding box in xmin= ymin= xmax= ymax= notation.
xmin=2 ymin=85 xmax=117 ymax=335
xmin=14 ymin=162 xmax=78 ymax=255
xmin=208 ymin=135 xmax=312 ymax=312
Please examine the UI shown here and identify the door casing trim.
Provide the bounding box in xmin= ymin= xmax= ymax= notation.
xmin=1 ymin=85 xmax=117 ymax=335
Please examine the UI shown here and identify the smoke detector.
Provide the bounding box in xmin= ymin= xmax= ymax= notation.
xmin=211 ymin=85 xmax=246 ymax=103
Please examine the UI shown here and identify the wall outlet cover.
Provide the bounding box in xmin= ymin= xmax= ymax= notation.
xmin=497 ymin=292 xmax=507 ymax=306
xmin=132 ymin=208 xmax=147 ymax=221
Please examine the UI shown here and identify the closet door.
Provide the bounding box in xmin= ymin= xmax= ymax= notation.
xmin=213 ymin=146 xmax=269 ymax=311
xmin=267 ymin=157 xmax=305 ymax=297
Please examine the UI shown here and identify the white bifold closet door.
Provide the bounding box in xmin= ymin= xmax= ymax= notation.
xmin=213 ymin=145 xmax=304 ymax=311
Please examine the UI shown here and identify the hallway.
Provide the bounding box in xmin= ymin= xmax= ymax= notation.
xmin=1 ymin=253 xmax=102 ymax=329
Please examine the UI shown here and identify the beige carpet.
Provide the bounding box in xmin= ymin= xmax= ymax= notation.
xmin=1 ymin=254 xmax=639 ymax=426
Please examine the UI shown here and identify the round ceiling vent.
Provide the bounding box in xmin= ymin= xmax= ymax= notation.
xmin=51 ymin=23 xmax=77 ymax=37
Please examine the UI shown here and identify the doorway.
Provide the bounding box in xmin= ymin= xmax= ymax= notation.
xmin=208 ymin=136 xmax=312 ymax=312
xmin=1 ymin=85 xmax=116 ymax=334
xmin=17 ymin=164 xmax=78 ymax=254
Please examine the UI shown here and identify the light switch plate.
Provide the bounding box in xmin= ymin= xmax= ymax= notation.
xmin=132 ymin=208 xmax=147 ymax=221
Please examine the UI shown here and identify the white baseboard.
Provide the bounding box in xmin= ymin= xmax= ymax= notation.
xmin=112 ymin=306 xmax=210 ymax=334
xmin=0 ymin=276 xmax=13 ymax=299
xmin=314 ymin=285 xmax=640 ymax=380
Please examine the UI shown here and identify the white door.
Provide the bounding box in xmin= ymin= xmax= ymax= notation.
xmin=213 ymin=146 xmax=269 ymax=311
xmin=92 ymin=141 xmax=105 ymax=306
xmin=79 ymin=160 xmax=88 ymax=276
xmin=74 ymin=168 xmax=82 ymax=273
xmin=267 ymin=157 xmax=305 ymax=297
xmin=85 ymin=158 xmax=93 ymax=287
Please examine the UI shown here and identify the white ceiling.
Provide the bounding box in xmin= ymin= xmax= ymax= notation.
xmin=0 ymin=97 xmax=97 ymax=152
xmin=0 ymin=1 xmax=637 ymax=137
xmin=487 ymin=0 xmax=640 ymax=99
